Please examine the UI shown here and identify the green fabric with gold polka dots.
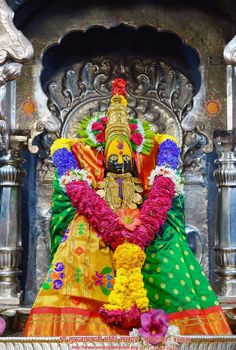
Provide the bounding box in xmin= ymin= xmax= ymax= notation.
xmin=50 ymin=171 xmax=75 ymax=262
xmin=142 ymin=195 xmax=219 ymax=313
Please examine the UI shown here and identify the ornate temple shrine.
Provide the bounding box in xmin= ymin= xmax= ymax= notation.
xmin=0 ymin=0 xmax=236 ymax=348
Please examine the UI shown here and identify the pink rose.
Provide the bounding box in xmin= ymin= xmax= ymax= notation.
xmin=131 ymin=133 xmax=143 ymax=146
xmin=0 ymin=317 xmax=6 ymax=336
xmin=129 ymin=123 xmax=138 ymax=131
xmin=95 ymin=132 xmax=105 ymax=143
xmin=101 ymin=117 xmax=108 ymax=124
xmin=92 ymin=122 xmax=104 ymax=131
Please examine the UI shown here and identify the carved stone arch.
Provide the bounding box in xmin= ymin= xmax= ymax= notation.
xmin=46 ymin=57 xmax=194 ymax=150
xmin=40 ymin=25 xmax=200 ymax=157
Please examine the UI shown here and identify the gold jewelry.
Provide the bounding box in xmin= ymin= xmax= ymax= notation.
xmin=105 ymin=94 xmax=130 ymax=143
xmin=97 ymin=173 xmax=143 ymax=211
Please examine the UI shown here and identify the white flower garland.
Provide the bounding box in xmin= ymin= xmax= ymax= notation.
xmin=86 ymin=115 xmax=99 ymax=145
xmin=59 ymin=168 xmax=92 ymax=191
xmin=166 ymin=325 xmax=180 ymax=337
xmin=136 ymin=120 xmax=145 ymax=154
xmin=148 ymin=166 xmax=184 ymax=195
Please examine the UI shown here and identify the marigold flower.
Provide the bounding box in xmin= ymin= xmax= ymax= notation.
xmin=50 ymin=138 xmax=75 ymax=156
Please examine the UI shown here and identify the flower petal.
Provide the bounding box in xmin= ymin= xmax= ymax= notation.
xmin=137 ymin=327 xmax=151 ymax=337
xmin=152 ymin=309 xmax=169 ymax=324
xmin=140 ymin=313 xmax=152 ymax=331
xmin=155 ymin=322 xmax=168 ymax=337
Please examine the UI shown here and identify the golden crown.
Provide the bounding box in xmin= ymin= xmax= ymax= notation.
xmin=105 ymin=93 xmax=130 ymax=142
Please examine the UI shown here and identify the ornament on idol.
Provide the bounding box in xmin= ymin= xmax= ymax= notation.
xmin=105 ymin=78 xmax=133 ymax=174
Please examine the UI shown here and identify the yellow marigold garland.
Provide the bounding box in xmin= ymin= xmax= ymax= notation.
xmin=104 ymin=243 xmax=149 ymax=312
xmin=155 ymin=133 xmax=178 ymax=145
xmin=50 ymin=138 xmax=76 ymax=156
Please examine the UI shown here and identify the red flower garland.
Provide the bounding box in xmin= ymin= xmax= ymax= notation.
xmin=66 ymin=175 xmax=175 ymax=250
xmin=112 ymin=78 xmax=127 ymax=97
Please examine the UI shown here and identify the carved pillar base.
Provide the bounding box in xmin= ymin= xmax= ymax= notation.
xmin=0 ymin=132 xmax=28 ymax=305
xmin=215 ymin=247 xmax=236 ymax=303
xmin=0 ymin=248 xmax=22 ymax=305
xmin=214 ymin=131 xmax=236 ymax=302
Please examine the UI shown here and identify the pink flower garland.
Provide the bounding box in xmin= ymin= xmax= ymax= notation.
xmin=66 ymin=175 xmax=175 ymax=250
xmin=100 ymin=305 xmax=141 ymax=329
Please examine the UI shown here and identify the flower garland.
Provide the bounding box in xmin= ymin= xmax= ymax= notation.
xmin=50 ymin=138 xmax=76 ymax=156
xmin=77 ymin=112 xmax=108 ymax=148
xmin=59 ymin=168 xmax=92 ymax=190
xmin=100 ymin=243 xmax=149 ymax=328
xmin=129 ymin=117 xmax=155 ymax=155
xmin=76 ymin=79 xmax=154 ymax=155
xmin=157 ymin=139 xmax=180 ymax=170
xmin=66 ymin=175 xmax=175 ymax=250
xmin=65 ymin=176 xmax=175 ymax=328
xmin=50 ymin=139 xmax=92 ymax=189
xmin=77 ymin=112 xmax=155 ymax=155
xmin=51 ymin=132 xmax=181 ymax=329
xmin=148 ymin=166 xmax=184 ymax=196
xmin=52 ymin=147 xmax=78 ymax=177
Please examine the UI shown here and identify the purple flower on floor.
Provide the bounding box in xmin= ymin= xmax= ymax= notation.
xmin=0 ymin=317 xmax=6 ymax=336
xmin=60 ymin=273 xmax=65 ymax=279
xmin=53 ymin=279 xmax=63 ymax=290
xmin=138 ymin=309 xmax=169 ymax=345
xmin=55 ymin=262 xmax=64 ymax=272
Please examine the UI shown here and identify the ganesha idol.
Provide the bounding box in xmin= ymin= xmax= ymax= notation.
xmin=24 ymin=78 xmax=231 ymax=338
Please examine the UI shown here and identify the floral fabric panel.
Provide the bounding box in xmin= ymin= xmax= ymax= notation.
xmin=37 ymin=213 xmax=115 ymax=305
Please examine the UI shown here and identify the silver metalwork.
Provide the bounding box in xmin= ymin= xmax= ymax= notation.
xmin=213 ymin=133 xmax=236 ymax=301
xmin=44 ymin=57 xmax=194 ymax=145
xmin=0 ymin=0 xmax=33 ymax=66
xmin=211 ymin=35 xmax=236 ymax=309
xmin=0 ymin=62 xmax=22 ymax=87
xmin=226 ymin=66 xmax=236 ymax=130
xmin=0 ymin=132 xmax=28 ymax=305
xmin=0 ymin=117 xmax=8 ymax=151
xmin=0 ymin=336 xmax=236 ymax=350
xmin=0 ymin=0 xmax=33 ymax=306
xmin=224 ymin=37 xmax=236 ymax=130
xmin=224 ymin=36 xmax=236 ymax=66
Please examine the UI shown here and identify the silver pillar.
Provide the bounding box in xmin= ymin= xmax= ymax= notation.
xmin=0 ymin=0 xmax=33 ymax=307
xmin=224 ymin=35 xmax=236 ymax=130
xmin=213 ymin=36 xmax=236 ymax=303
xmin=0 ymin=132 xmax=28 ymax=304
xmin=214 ymin=132 xmax=236 ymax=301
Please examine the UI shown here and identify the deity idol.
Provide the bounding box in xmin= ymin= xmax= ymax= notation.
xmin=24 ymin=78 xmax=231 ymax=337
